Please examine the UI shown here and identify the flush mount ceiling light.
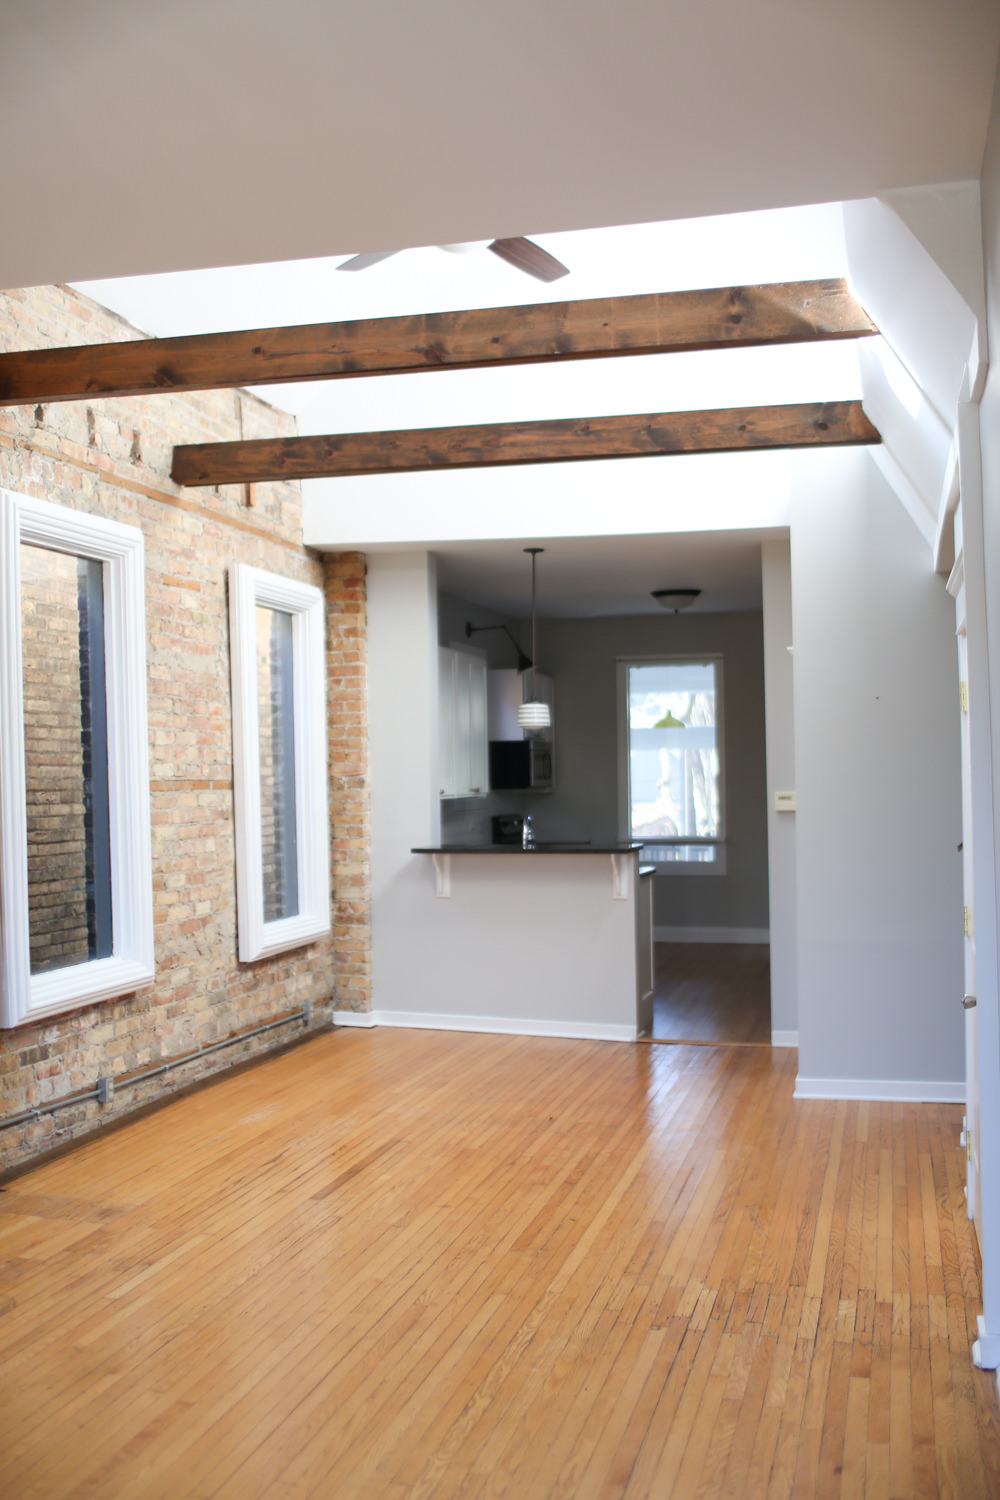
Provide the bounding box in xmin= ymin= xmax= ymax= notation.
xmin=517 ymin=548 xmax=551 ymax=730
xmin=651 ymin=588 xmax=701 ymax=613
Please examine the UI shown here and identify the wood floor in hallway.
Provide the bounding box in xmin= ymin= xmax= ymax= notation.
xmin=651 ymin=942 xmax=772 ymax=1045
xmin=0 ymin=1028 xmax=998 ymax=1498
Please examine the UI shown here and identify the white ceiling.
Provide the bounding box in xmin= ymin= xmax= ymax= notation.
xmin=8 ymin=3 xmax=996 ymax=618
xmin=3 ymin=0 xmax=999 ymax=291
xmin=73 ymin=204 xmax=845 ymax=616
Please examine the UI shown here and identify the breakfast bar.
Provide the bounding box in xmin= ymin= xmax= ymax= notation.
xmin=361 ymin=842 xmax=657 ymax=1041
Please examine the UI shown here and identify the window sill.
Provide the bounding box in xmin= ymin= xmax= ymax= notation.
xmin=12 ymin=956 xmax=156 ymax=1028
xmin=639 ymin=842 xmax=727 ymax=876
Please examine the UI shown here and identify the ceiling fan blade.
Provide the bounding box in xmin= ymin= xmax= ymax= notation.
xmin=337 ymin=251 xmax=401 ymax=272
xmin=488 ymin=237 xmax=570 ymax=282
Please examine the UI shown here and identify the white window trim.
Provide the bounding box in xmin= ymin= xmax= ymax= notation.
xmin=616 ymin=654 xmax=727 ymax=876
xmin=0 ymin=488 xmax=154 ymax=1028
xmin=229 ymin=564 xmax=330 ymax=962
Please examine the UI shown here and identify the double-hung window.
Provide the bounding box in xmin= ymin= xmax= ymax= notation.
xmin=229 ymin=565 xmax=329 ymax=961
xmin=619 ymin=656 xmax=725 ymax=869
xmin=0 ymin=488 xmax=154 ymax=1027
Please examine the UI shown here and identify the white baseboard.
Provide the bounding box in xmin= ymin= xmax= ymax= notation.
xmin=331 ymin=1008 xmax=635 ymax=1043
xmin=771 ymin=1030 xmax=799 ymax=1047
xmin=653 ymin=925 xmax=770 ymax=944
xmin=794 ymin=1076 xmax=965 ymax=1103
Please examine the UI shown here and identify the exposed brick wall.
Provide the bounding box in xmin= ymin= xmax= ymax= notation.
xmin=0 ymin=282 xmax=373 ymax=1171
xmin=324 ymin=552 xmax=371 ymax=1012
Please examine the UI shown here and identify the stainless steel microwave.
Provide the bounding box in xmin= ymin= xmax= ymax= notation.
xmin=488 ymin=738 xmax=553 ymax=791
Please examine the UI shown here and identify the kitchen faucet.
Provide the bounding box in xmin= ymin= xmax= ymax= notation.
xmin=522 ymin=815 xmax=535 ymax=849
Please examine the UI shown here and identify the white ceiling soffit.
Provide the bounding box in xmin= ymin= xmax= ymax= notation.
xmin=303 ymin=448 xmax=795 ymax=553
xmin=433 ymin=530 xmax=780 ymax=619
xmin=3 ymin=0 xmax=1000 ymax=290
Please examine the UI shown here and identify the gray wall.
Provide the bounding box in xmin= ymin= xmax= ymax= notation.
xmin=790 ymin=448 xmax=964 ymax=1091
xmin=367 ymin=551 xmax=441 ymax=1007
xmin=438 ymin=590 xmax=526 ymax=670
xmin=761 ymin=540 xmax=798 ymax=1040
xmin=530 ymin=610 xmax=770 ymax=934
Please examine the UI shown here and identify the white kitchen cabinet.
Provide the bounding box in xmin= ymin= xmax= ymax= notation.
xmin=439 ymin=647 xmax=488 ymax=799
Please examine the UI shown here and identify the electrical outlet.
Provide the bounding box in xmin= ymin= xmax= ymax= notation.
xmin=96 ymin=1076 xmax=114 ymax=1105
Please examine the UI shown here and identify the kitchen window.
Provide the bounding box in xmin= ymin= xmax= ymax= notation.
xmin=618 ymin=656 xmax=726 ymax=871
xmin=0 ymin=488 xmax=154 ymax=1027
xmin=229 ymin=564 xmax=330 ymax=961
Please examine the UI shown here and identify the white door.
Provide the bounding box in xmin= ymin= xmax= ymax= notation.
xmin=957 ymin=624 xmax=982 ymax=1241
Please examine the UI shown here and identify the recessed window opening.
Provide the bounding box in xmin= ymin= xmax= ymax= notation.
xmin=625 ymin=658 xmax=723 ymax=865
xmin=21 ymin=545 xmax=113 ymax=973
xmin=230 ymin=564 xmax=329 ymax=963
xmin=256 ymin=604 xmax=299 ymax=922
xmin=1 ymin=487 xmax=154 ymax=1029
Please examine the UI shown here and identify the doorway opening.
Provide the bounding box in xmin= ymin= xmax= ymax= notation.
xmin=644 ymin=940 xmax=771 ymax=1045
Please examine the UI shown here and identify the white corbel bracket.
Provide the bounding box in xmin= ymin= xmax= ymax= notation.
xmin=611 ymin=853 xmax=632 ymax=900
xmin=432 ymin=853 xmax=451 ymax=899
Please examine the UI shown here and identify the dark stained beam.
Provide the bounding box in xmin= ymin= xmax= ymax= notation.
xmin=0 ymin=280 xmax=876 ymax=406
xmin=171 ymin=400 xmax=880 ymax=486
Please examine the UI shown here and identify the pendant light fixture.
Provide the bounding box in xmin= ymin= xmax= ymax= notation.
xmin=518 ymin=548 xmax=551 ymax=730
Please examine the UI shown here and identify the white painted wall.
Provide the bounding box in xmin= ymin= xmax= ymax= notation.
xmin=966 ymin=54 xmax=1000 ymax=1367
xmin=366 ymin=551 xmax=441 ymax=1008
xmin=366 ymin=551 xmax=640 ymax=1035
xmin=789 ymin=448 xmax=964 ymax=1098
xmin=843 ymin=197 xmax=977 ymax=559
xmin=761 ymin=540 xmax=798 ymax=1043
xmin=357 ymin=851 xmax=639 ymax=1039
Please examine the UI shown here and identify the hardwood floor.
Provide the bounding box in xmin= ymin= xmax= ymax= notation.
xmin=0 ymin=1028 xmax=997 ymax=1498
xmin=651 ymin=942 xmax=772 ymax=1045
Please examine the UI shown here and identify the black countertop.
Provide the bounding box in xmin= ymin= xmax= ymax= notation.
xmin=411 ymin=842 xmax=643 ymax=855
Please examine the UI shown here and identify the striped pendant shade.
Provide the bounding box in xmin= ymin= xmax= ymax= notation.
xmin=517 ymin=699 xmax=551 ymax=729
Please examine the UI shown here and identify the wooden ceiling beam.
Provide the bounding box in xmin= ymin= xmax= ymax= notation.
xmin=0 ymin=280 xmax=876 ymax=406
xmin=170 ymin=400 xmax=879 ymax=486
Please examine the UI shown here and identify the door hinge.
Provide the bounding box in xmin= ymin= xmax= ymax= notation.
xmin=964 ymin=906 xmax=973 ymax=938
xmin=960 ymin=681 xmax=969 ymax=713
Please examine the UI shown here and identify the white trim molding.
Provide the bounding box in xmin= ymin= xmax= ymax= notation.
xmin=794 ymin=1076 xmax=965 ymax=1103
xmin=332 ymin=1009 xmax=636 ymax=1042
xmin=972 ymin=1315 xmax=1000 ymax=1373
xmin=654 ymin=925 xmax=770 ymax=944
xmin=229 ymin=564 xmax=330 ymax=962
xmin=0 ymin=488 xmax=154 ymax=1027
xmin=771 ymin=1030 xmax=799 ymax=1048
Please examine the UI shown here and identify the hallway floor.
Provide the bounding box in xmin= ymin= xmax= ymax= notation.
xmin=651 ymin=941 xmax=772 ymax=1045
